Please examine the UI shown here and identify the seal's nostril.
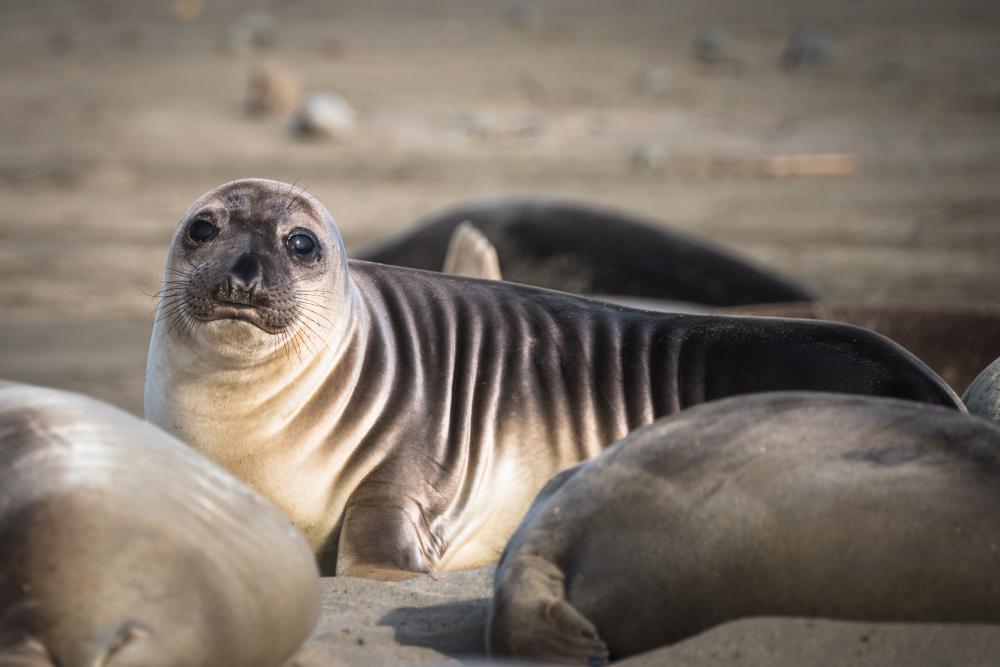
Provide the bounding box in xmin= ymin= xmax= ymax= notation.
xmin=230 ymin=253 xmax=262 ymax=288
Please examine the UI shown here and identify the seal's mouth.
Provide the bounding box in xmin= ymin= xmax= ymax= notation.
xmin=194 ymin=300 xmax=291 ymax=335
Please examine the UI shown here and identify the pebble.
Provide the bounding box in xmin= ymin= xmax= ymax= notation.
xmin=631 ymin=142 xmax=664 ymax=173
xmin=693 ymin=30 xmax=727 ymax=64
xmin=782 ymin=30 xmax=831 ymax=69
xmin=291 ymin=93 xmax=357 ymax=140
xmin=244 ymin=63 xmax=302 ymax=117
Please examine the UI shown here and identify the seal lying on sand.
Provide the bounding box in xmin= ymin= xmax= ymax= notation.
xmin=488 ymin=392 xmax=1000 ymax=665
xmin=0 ymin=381 xmax=319 ymax=667
xmin=145 ymin=179 xmax=960 ymax=579
xmin=964 ymin=356 xmax=1000 ymax=425
xmin=354 ymin=196 xmax=814 ymax=306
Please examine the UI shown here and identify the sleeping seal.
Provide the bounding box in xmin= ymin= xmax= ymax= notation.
xmin=488 ymin=392 xmax=1000 ymax=664
xmin=145 ymin=179 xmax=961 ymax=579
xmin=0 ymin=381 xmax=319 ymax=667
xmin=354 ymin=196 xmax=815 ymax=306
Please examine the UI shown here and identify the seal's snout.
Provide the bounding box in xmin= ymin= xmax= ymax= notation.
xmin=220 ymin=253 xmax=263 ymax=305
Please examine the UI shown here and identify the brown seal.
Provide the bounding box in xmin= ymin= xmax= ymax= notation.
xmin=0 ymin=381 xmax=319 ymax=667
xmin=488 ymin=392 xmax=1000 ymax=665
xmin=145 ymin=179 xmax=961 ymax=579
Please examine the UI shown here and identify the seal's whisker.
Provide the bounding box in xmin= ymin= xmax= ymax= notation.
xmin=295 ymin=303 xmax=337 ymax=329
xmin=149 ymin=286 xmax=188 ymax=300
xmin=294 ymin=318 xmax=328 ymax=355
xmin=154 ymin=298 xmax=189 ymax=322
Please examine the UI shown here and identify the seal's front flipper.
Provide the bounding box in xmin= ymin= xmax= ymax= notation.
xmin=442 ymin=221 xmax=503 ymax=280
xmin=488 ymin=554 xmax=609 ymax=666
xmin=335 ymin=498 xmax=438 ymax=580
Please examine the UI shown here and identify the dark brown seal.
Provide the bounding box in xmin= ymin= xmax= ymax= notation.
xmin=488 ymin=392 xmax=1000 ymax=665
xmin=146 ymin=179 xmax=961 ymax=580
xmin=718 ymin=301 xmax=1000 ymax=393
xmin=0 ymin=381 xmax=319 ymax=667
xmin=353 ymin=196 xmax=815 ymax=306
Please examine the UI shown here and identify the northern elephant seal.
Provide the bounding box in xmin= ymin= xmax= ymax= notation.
xmin=145 ymin=179 xmax=960 ymax=579
xmin=0 ymin=381 xmax=319 ymax=667
xmin=488 ymin=392 xmax=1000 ymax=665
xmin=354 ymin=196 xmax=815 ymax=306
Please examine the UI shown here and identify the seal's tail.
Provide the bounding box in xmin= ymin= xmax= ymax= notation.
xmin=487 ymin=554 xmax=609 ymax=666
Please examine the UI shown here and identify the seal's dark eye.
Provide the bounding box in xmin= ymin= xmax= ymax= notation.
xmin=187 ymin=219 xmax=217 ymax=243
xmin=287 ymin=231 xmax=317 ymax=257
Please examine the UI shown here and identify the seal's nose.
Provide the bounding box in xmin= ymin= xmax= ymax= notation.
xmin=221 ymin=253 xmax=262 ymax=304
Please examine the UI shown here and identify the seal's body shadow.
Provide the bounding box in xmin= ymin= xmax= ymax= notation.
xmin=378 ymin=600 xmax=490 ymax=658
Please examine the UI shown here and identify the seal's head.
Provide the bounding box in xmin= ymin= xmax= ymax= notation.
xmin=156 ymin=178 xmax=352 ymax=362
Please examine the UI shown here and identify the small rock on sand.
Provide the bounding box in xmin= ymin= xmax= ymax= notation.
xmin=244 ymin=63 xmax=302 ymax=117
xmin=693 ymin=30 xmax=728 ymax=64
xmin=291 ymin=92 xmax=357 ymax=140
xmin=782 ymin=29 xmax=831 ymax=69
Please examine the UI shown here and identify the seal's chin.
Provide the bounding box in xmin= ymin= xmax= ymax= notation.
xmin=196 ymin=317 xmax=287 ymax=362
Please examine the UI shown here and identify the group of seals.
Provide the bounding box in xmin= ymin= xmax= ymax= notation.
xmin=354 ymin=196 xmax=815 ymax=306
xmin=488 ymin=392 xmax=1000 ymax=664
xmin=0 ymin=382 xmax=319 ymax=667
xmin=144 ymin=179 xmax=961 ymax=579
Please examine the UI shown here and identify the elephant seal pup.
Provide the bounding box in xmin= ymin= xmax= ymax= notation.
xmin=488 ymin=392 xmax=1000 ymax=665
xmin=0 ymin=381 xmax=319 ymax=667
xmin=145 ymin=179 xmax=961 ymax=580
xmin=964 ymin=356 xmax=1000 ymax=425
xmin=354 ymin=196 xmax=815 ymax=306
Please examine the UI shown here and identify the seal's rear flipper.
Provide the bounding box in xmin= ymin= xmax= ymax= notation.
xmin=442 ymin=222 xmax=503 ymax=280
xmin=488 ymin=554 xmax=609 ymax=666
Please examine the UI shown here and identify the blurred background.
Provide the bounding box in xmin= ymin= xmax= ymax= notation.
xmin=1 ymin=0 xmax=998 ymax=415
